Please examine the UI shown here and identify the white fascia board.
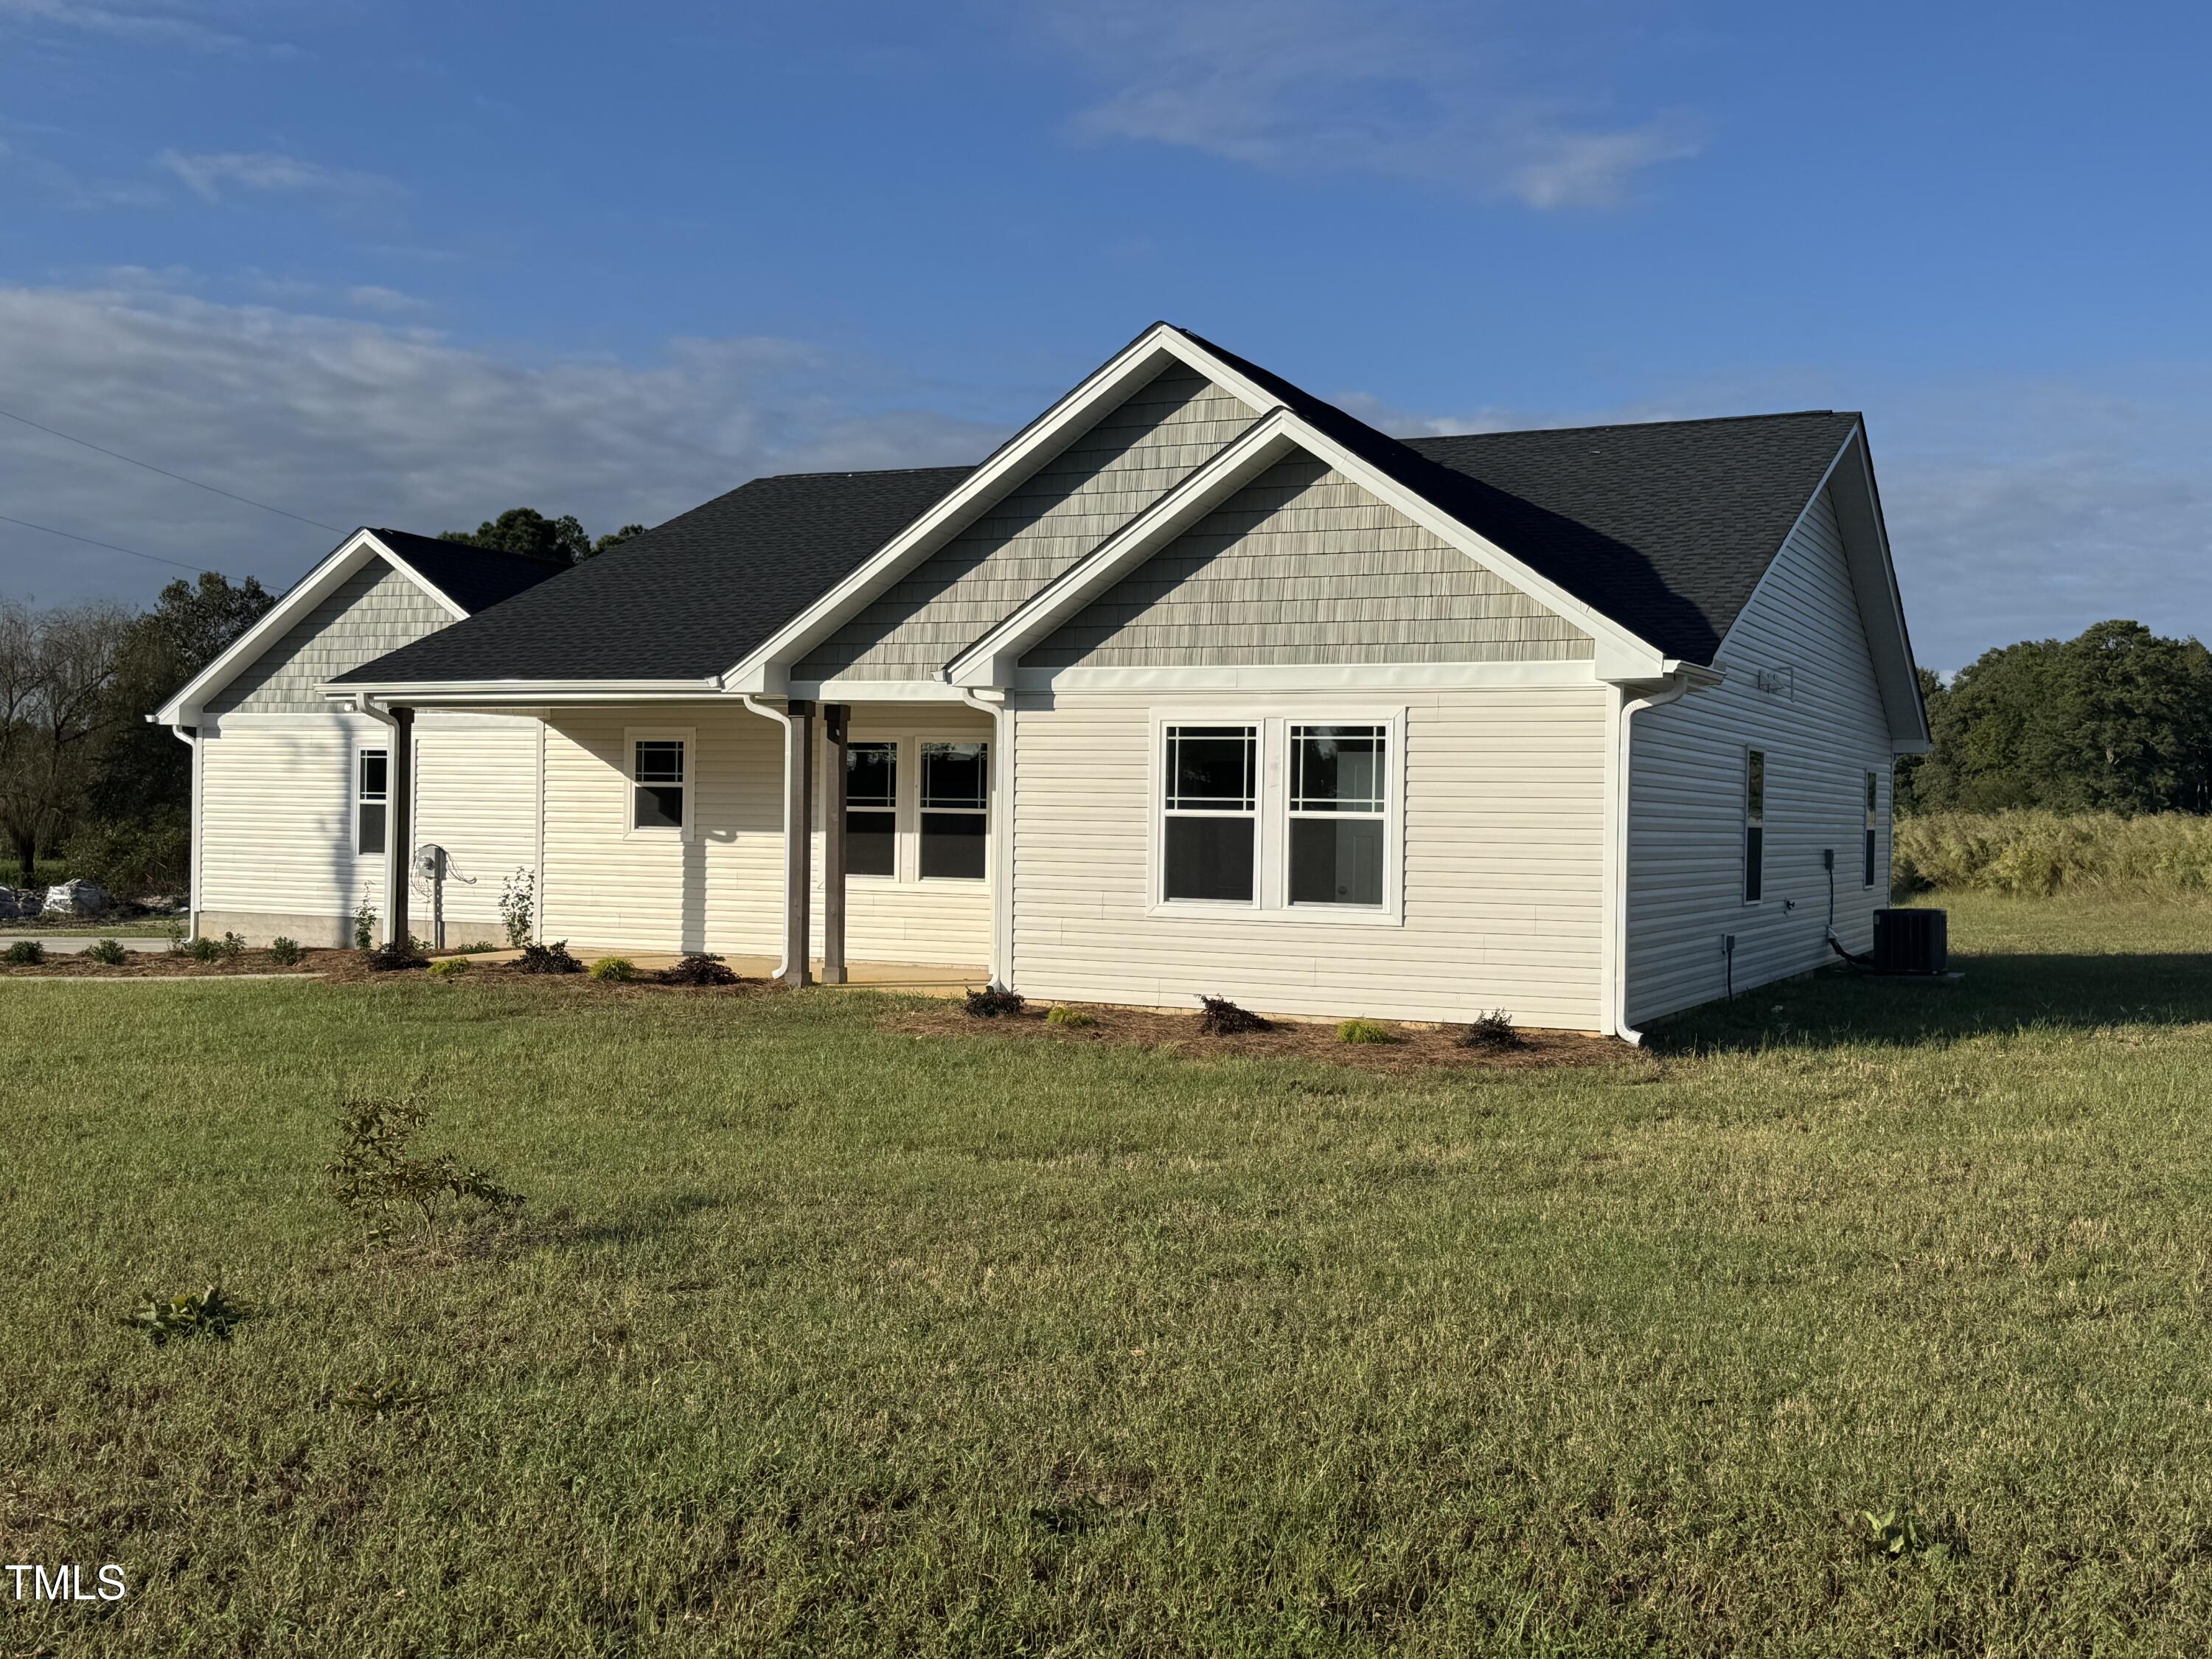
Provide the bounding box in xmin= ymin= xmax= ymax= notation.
xmin=1018 ymin=659 xmax=1606 ymax=694
xmin=948 ymin=406 xmax=1671 ymax=689
xmin=947 ymin=413 xmax=1304 ymax=686
xmin=715 ymin=324 xmax=1280 ymax=690
xmin=1835 ymin=429 xmax=1933 ymax=748
xmin=362 ymin=531 xmax=470 ymax=625
xmin=323 ymin=678 xmax=720 ymax=706
xmin=158 ymin=529 xmax=384 ymax=725
xmin=787 ymin=678 xmax=975 ymax=703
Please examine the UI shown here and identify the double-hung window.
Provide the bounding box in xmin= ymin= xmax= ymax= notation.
xmin=1744 ymin=748 xmax=1767 ymax=902
xmin=1863 ymin=770 xmax=1879 ymax=888
xmin=631 ymin=737 xmax=687 ymax=832
xmin=845 ymin=742 xmax=898 ymax=877
xmin=1288 ymin=724 xmax=1387 ymax=907
xmin=919 ymin=741 xmax=988 ymax=880
xmin=356 ymin=748 xmax=388 ymax=855
xmin=1162 ymin=725 xmax=1259 ymax=903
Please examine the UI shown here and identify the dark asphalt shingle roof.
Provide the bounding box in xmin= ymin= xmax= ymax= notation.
xmin=337 ymin=327 xmax=1863 ymax=685
xmin=368 ymin=528 xmax=568 ymax=615
xmin=335 ymin=469 xmax=974 ymax=685
xmin=1174 ymin=327 xmax=1860 ymax=664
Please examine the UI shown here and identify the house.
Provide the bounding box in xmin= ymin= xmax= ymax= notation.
xmin=156 ymin=324 xmax=1930 ymax=1039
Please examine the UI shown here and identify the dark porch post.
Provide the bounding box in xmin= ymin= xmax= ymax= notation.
xmin=821 ymin=703 xmax=849 ymax=984
xmin=385 ymin=704 xmax=414 ymax=949
xmin=782 ymin=699 xmax=814 ymax=987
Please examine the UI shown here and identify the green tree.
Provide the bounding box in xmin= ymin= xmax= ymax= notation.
xmin=442 ymin=508 xmax=592 ymax=566
xmin=594 ymin=524 xmax=647 ymax=554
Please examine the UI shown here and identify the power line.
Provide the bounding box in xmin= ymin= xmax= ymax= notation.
xmin=0 ymin=404 xmax=344 ymax=533
xmin=0 ymin=513 xmax=212 ymax=575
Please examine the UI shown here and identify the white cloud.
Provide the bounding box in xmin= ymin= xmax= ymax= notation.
xmin=0 ymin=0 xmax=293 ymax=56
xmin=1031 ymin=0 xmax=1697 ymax=206
xmin=155 ymin=148 xmax=400 ymax=209
xmin=0 ymin=279 xmax=1006 ymax=606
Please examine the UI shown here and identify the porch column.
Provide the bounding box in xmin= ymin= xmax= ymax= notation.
xmin=782 ymin=699 xmax=814 ymax=987
xmin=821 ymin=703 xmax=849 ymax=984
xmin=385 ymin=704 xmax=414 ymax=948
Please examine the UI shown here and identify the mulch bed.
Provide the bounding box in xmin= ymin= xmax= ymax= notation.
xmin=0 ymin=947 xmax=326 ymax=978
xmin=886 ymin=1001 xmax=1626 ymax=1074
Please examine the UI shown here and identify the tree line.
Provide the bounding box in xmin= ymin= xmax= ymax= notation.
xmin=0 ymin=507 xmax=641 ymax=892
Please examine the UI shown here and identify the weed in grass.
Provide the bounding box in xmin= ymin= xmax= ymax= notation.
xmin=1046 ymin=1005 xmax=1096 ymax=1027
xmin=965 ymin=986 xmax=1026 ymax=1018
xmin=1197 ymin=994 xmax=1271 ymax=1034
xmin=1337 ymin=1018 xmax=1397 ymax=1045
xmin=589 ymin=956 xmax=638 ymax=983
xmin=660 ymin=952 xmax=737 ymax=986
xmin=517 ymin=939 xmax=584 ymax=975
xmin=120 ymin=1282 xmax=250 ymax=1346
xmin=4 ymin=939 xmax=46 ymax=966
xmin=1458 ymin=1009 xmax=1525 ymax=1051
xmin=427 ymin=957 xmax=470 ymax=978
xmin=324 ymin=1093 xmax=525 ymax=1240
xmin=333 ymin=1377 xmax=440 ymax=1417
xmin=268 ymin=936 xmax=303 ymax=966
xmin=84 ymin=937 xmax=127 ymax=965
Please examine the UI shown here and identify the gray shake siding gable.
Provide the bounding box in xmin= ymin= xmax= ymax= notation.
xmin=208 ymin=563 xmax=452 ymax=715
xmin=1026 ymin=455 xmax=1593 ymax=669
xmin=795 ymin=364 xmax=1255 ymax=681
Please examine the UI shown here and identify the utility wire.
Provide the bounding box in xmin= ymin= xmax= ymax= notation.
xmin=0 ymin=513 xmax=212 ymax=575
xmin=0 ymin=404 xmax=343 ymax=533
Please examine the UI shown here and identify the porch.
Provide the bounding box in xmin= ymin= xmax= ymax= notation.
xmin=471 ymin=945 xmax=987 ymax=998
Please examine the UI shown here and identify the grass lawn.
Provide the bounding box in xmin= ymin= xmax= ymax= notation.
xmin=7 ymin=892 xmax=2212 ymax=1655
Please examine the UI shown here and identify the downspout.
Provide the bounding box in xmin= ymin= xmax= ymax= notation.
xmin=956 ymin=687 xmax=1012 ymax=991
xmin=1610 ymin=675 xmax=1690 ymax=1046
xmin=740 ymin=695 xmax=797 ymax=981
xmin=165 ymin=718 xmax=199 ymax=939
xmin=357 ymin=695 xmax=401 ymax=947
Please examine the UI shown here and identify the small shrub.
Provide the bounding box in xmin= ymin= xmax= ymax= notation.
xmin=218 ymin=931 xmax=246 ymax=959
xmin=84 ymin=938 xmax=128 ymax=966
xmin=121 ymin=1282 xmax=251 ymax=1346
xmin=1338 ymin=1018 xmax=1397 ymax=1045
xmin=268 ymin=936 xmax=303 ymax=966
xmin=363 ymin=939 xmax=428 ymax=972
xmin=965 ymin=986 xmax=1026 ymax=1018
xmin=589 ymin=956 xmax=637 ymax=982
xmin=517 ymin=939 xmax=584 ymax=975
xmin=352 ymin=894 xmax=378 ymax=952
xmin=164 ymin=919 xmax=188 ymax=953
xmin=186 ymin=934 xmax=224 ymax=963
xmin=427 ymin=956 xmax=470 ymax=978
xmin=1046 ymin=1005 xmax=1096 ymax=1027
xmin=1197 ymin=995 xmax=1271 ymax=1034
xmin=498 ymin=866 xmax=535 ymax=950
xmin=4 ymin=939 xmax=46 ymax=967
xmin=1458 ymin=1009 xmax=1525 ymax=1051
xmin=660 ymin=952 xmax=738 ymax=987
xmin=324 ymin=1093 xmax=526 ymax=1240
xmin=453 ymin=940 xmax=497 ymax=955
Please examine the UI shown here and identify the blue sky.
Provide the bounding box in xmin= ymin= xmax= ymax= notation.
xmin=2 ymin=0 xmax=2208 ymax=668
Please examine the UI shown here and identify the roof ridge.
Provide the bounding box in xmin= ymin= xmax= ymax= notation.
xmin=759 ymin=463 xmax=977 ymax=482
xmin=1406 ymin=409 xmax=1856 ymax=443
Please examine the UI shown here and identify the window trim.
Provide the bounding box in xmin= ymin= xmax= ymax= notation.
xmin=841 ymin=739 xmax=901 ymax=883
xmin=625 ymin=726 xmax=695 ymax=840
xmin=355 ymin=745 xmax=389 ymax=858
xmin=1145 ymin=707 xmax=1406 ymax=928
xmin=1742 ymin=745 xmax=1767 ymax=905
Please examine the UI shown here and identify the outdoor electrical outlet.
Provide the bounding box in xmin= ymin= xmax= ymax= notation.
xmin=1823 ymin=848 xmax=1834 ymax=870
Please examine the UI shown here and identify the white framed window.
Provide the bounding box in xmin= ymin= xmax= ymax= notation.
xmin=1150 ymin=710 xmax=1404 ymax=924
xmin=1162 ymin=724 xmax=1259 ymax=904
xmin=1743 ymin=748 xmax=1766 ymax=903
xmin=1863 ymin=770 xmax=1879 ymax=888
xmin=356 ymin=748 xmax=388 ymax=855
xmin=844 ymin=741 xmax=898 ymax=878
xmin=919 ymin=740 xmax=989 ymax=881
xmin=1287 ymin=724 xmax=1388 ymax=908
xmin=626 ymin=728 xmax=693 ymax=836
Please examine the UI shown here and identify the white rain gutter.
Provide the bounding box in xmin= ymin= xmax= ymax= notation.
xmin=1610 ymin=675 xmax=1691 ymax=1047
xmin=956 ymin=686 xmax=1012 ymax=990
xmin=740 ymin=694 xmax=799 ymax=981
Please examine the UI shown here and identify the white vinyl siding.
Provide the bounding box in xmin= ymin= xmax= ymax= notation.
xmin=536 ymin=703 xmax=992 ymax=966
xmin=1626 ymin=486 xmax=1893 ymax=1023
xmin=796 ymin=365 xmax=1255 ymax=681
xmin=198 ymin=714 xmax=389 ymax=929
xmin=413 ymin=714 xmax=541 ymax=944
xmin=1009 ymin=686 xmax=1609 ymax=1030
